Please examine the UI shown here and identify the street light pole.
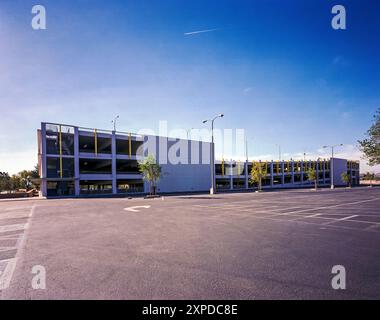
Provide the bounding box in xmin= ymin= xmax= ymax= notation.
xmin=245 ymin=138 xmax=248 ymax=162
xmin=187 ymin=128 xmax=194 ymax=140
xmin=203 ymin=114 xmax=224 ymax=195
xmin=276 ymin=144 xmax=281 ymax=161
xmin=245 ymin=137 xmax=254 ymax=161
xmin=112 ymin=115 xmax=120 ymax=132
xmin=323 ymin=144 xmax=343 ymax=189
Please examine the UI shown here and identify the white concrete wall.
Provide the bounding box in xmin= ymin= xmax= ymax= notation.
xmin=331 ymin=158 xmax=348 ymax=186
xmin=154 ymin=135 xmax=212 ymax=193
xmin=157 ymin=164 xmax=211 ymax=193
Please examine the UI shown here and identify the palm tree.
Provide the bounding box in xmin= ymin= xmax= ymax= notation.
xmin=138 ymin=155 xmax=162 ymax=195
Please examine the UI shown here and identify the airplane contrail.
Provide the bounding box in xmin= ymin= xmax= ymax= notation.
xmin=184 ymin=28 xmax=221 ymax=36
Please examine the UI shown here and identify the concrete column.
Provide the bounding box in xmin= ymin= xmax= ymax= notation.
xmin=41 ymin=123 xmax=47 ymax=197
xmin=144 ymin=181 xmax=150 ymax=194
xmin=281 ymin=161 xmax=285 ymax=185
xmin=230 ymin=159 xmax=233 ymax=190
xmin=142 ymin=135 xmax=151 ymax=194
xmin=111 ymin=131 xmax=117 ymax=194
xmin=74 ymin=127 xmax=80 ymax=196
xmin=270 ymin=161 xmax=274 ymax=187
xmin=316 ymin=160 xmax=319 ymax=186
xmin=349 ymin=161 xmax=353 ymax=186
xmin=291 ymin=160 xmax=295 ymax=184
xmin=245 ymin=161 xmax=249 ymax=189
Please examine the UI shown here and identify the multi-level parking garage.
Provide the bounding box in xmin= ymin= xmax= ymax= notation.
xmin=215 ymin=158 xmax=360 ymax=191
xmin=37 ymin=122 xmax=360 ymax=197
xmin=38 ymin=122 xmax=211 ymax=197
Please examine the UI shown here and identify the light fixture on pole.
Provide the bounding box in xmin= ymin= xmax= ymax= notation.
xmin=202 ymin=114 xmax=224 ymax=195
xmin=111 ymin=115 xmax=120 ymax=132
xmin=186 ymin=128 xmax=194 ymax=140
xmin=323 ymin=144 xmax=343 ymax=189
xmin=245 ymin=137 xmax=254 ymax=162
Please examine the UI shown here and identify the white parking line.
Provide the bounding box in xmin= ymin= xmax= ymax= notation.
xmin=338 ymin=215 xmax=358 ymax=221
xmin=301 ymin=214 xmax=358 ymax=221
xmin=327 ymin=218 xmax=380 ymax=225
xmin=306 ymin=213 xmax=322 ymax=218
xmin=0 ymin=224 xmax=27 ymax=233
xmin=364 ymin=224 xmax=380 ymax=231
xmin=0 ymin=213 xmax=30 ymax=220
xmin=124 ymin=205 xmax=151 ymax=212
xmin=281 ymin=197 xmax=380 ymax=215
xmin=0 ymin=204 xmax=36 ymax=293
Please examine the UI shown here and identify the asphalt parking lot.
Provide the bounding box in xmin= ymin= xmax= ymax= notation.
xmin=1 ymin=187 xmax=380 ymax=299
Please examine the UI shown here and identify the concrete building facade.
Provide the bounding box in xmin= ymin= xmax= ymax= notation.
xmin=215 ymin=158 xmax=360 ymax=191
xmin=37 ymin=122 xmax=360 ymax=197
xmin=38 ymin=122 xmax=211 ymax=197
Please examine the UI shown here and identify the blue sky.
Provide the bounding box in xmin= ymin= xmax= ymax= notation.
xmin=0 ymin=0 xmax=379 ymax=173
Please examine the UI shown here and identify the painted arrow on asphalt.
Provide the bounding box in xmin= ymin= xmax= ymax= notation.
xmin=124 ymin=205 xmax=151 ymax=212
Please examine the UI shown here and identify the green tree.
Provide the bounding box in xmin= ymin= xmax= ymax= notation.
xmin=30 ymin=164 xmax=40 ymax=179
xmin=306 ymin=168 xmax=318 ymax=190
xmin=0 ymin=164 xmax=40 ymax=193
xmin=341 ymin=172 xmax=352 ymax=188
xmin=358 ymin=108 xmax=380 ymax=166
xmin=138 ymin=155 xmax=162 ymax=195
xmin=363 ymin=172 xmax=375 ymax=187
xmin=12 ymin=165 xmax=40 ymax=191
xmin=0 ymin=172 xmax=12 ymax=192
xmin=17 ymin=168 xmax=39 ymax=190
xmin=250 ymin=162 xmax=265 ymax=191
xmin=10 ymin=174 xmax=22 ymax=190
